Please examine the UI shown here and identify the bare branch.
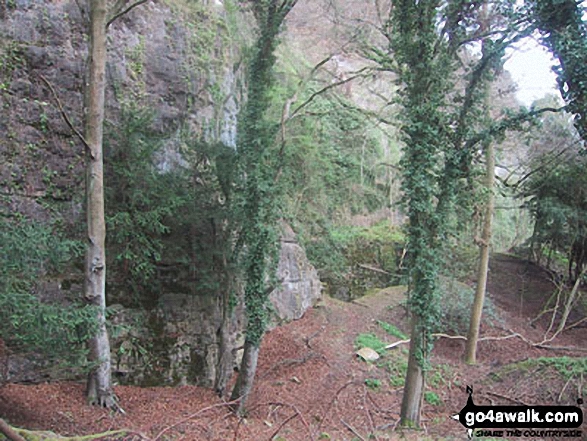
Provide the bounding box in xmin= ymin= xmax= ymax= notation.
xmin=38 ymin=74 xmax=92 ymax=158
xmin=107 ymin=0 xmax=149 ymax=27
xmin=289 ymin=67 xmax=372 ymax=120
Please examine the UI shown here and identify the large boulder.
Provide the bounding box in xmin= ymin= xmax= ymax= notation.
xmin=270 ymin=223 xmax=322 ymax=323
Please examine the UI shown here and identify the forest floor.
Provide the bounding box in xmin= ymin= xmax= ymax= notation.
xmin=0 ymin=254 xmax=585 ymax=441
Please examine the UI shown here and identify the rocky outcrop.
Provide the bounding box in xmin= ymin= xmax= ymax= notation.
xmin=110 ymin=226 xmax=321 ymax=387
xmin=270 ymin=224 xmax=322 ymax=323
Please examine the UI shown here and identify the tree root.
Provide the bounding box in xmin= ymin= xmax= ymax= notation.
xmin=0 ymin=418 xmax=25 ymax=441
xmin=0 ymin=423 xmax=147 ymax=441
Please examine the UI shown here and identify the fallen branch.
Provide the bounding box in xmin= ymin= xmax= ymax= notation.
xmin=385 ymin=339 xmax=410 ymax=349
xmin=340 ymin=418 xmax=367 ymax=441
xmin=4 ymin=426 xmax=147 ymax=441
xmin=357 ymin=263 xmax=392 ymax=275
xmin=260 ymin=352 xmax=326 ymax=379
xmin=384 ymin=330 xmax=587 ymax=353
xmin=362 ymin=385 xmax=379 ymax=441
xmin=484 ymin=391 xmax=528 ymax=406
xmin=540 ymin=266 xmax=587 ymax=345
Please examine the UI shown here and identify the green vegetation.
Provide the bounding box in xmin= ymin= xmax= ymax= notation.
xmin=437 ymin=278 xmax=501 ymax=335
xmin=0 ymin=218 xmax=96 ymax=372
xmin=104 ymin=103 xmax=189 ymax=306
xmin=364 ymin=378 xmax=382 ymax=391
xmin=385 ymin=351 xmax=409 ymax=388
xmin=424 ymin=391 xmax=442 ymax=406
xmin=523 ymin=151 xmax=587 ymax=279
xmin=427 ymin=364 xmax=452 ymax=388
xmin=303 ymin=221 xmax=406 ymax=300
xmin=355 ymin=333 xmax=387 ymax=355
xmin=378 ymin=320 xmax=408 ymax=340
xmin=507 ymin=357 xmax=587 ymax=380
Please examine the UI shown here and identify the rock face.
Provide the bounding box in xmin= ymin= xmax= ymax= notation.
xmin=0 ymin=0 xmax=244 ymax=220
xmin=0 ymin=1 xmax=321 ymax=387
xmin=111 ymin=227 xmax=321 ymax=387
xmin=270 ymin=224 xmax=322 ymax=323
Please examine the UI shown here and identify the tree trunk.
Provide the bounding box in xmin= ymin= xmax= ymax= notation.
xmin=214 ymin=287 xmax=233 ymax=396
xmin=465 ymin=137 xmax=495 ymax=364
xmin=229 ymin=339 xmax=260 ymax=414
xmin=84 ymin=0 xmax=115 ymax=408
xmin=400 ymin=316 xmax=425 ymax=427
xmin=465 ymin=17 xmax=496 ymax=364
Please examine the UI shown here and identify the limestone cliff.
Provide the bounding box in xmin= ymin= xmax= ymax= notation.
xmin=0 ymin=0 xmax=321 ymax=387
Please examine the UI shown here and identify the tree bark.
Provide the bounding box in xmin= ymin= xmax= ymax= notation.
xmin=400 ymin=317 xmax=425 ymax=427
xmin=229 ymin=339 xmax=260 ymax=415
xmin=214 ymin=287 xmax=233 ymax=396
xmin=465 ymin=13 xmax=496 ymax=364
xmin=465 ymin=137 xmax=494 ymax=364
xmin=0 ymin=419 xmax=25 ymax=441
xmin=84 ymin=0 xmax=115 ymax=408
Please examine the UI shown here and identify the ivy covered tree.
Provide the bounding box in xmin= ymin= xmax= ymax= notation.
xmin=229 ymin=0 xmax=298 ymax=413
xmin=371 ymin=0 xmax=537 ymax=426
xmin=531 ymin=0 xmax=587 ymax=146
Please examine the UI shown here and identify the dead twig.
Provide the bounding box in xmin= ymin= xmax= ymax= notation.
xmin=267 ymin=411 xmax=301 ymax=441
xmin=340 ymin=418 xmax=367 ymax=441
xmin=558 ymin=377 xmax=573 ymax=403
xmin=357 ymin=263 xmax=392 ymax=275
xmin=38 ymin=74 xmax=92 ymax=157
xmin=484 ymin=391 xmax=528 ymax=406
xmin=315 ymin=380 xmax=362 ymax=436
xmin=362 ymin=385 xmax=379 ymax=441
xmin=260 ymin=352 xmax=326 ymax=379
xmin=107 ymin=0 xmax=150 ymax=27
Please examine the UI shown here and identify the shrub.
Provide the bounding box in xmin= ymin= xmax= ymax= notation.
xmin=436 ymin=277 xmax=501 ymax=335
xmin=0 ymin=218 xmax=97 ymax=378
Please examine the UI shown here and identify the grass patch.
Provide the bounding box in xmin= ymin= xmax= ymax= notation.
xmin=513 ymin=357 xmax=587 ymax=380
xmin=355 ymin=333 xmax=387 ymax=355
xmin=377 ymin=320 xmax=408 ymax=340
xmin=379 ymin=348 xmax=408 ymax=387
xmin=428 ymin=363 xmax=452 ymax=388
xmin=365 ymin=378 xmax=382 ymax=391
xmin=424 ymin=391 xmax=442 ymax=406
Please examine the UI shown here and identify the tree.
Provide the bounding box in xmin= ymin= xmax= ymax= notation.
xmin=82 ymin=0 xmax=149 ymax=409
xmin=465 ymin=7 xmax=500 ymax=365
xmin=229 ymin=0 xmax=298 ymax=414
xmin=531 ymin=0 xmax=587 ymax=146
xmin=370 ymin=0 xmax=535 ymax=426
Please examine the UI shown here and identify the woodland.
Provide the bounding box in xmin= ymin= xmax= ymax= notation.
xmin=0 ymin=0 xmax=586 ymax=440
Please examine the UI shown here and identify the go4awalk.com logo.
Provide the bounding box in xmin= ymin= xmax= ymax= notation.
xmin=452 ymin=386 xmax=584 ymax=439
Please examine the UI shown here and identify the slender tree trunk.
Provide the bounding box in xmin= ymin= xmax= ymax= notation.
xmin=465 ymin=137 xmax=494 ymax=364
xmin=465 ymin=15 xmax=496 ymax=364
xmin=84 ymin=0 xmax=115 ymax=408
xmin=400 ymin=317 xmax=425 ymax=427
xmin=214 ymin=286 xmax=233 ymax=396
xmin=229 ymin=339 xmax=260 ymax=414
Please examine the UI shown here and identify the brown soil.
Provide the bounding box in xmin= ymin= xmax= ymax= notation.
xmin=0 ymin=254 xmax=585 ymax=440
